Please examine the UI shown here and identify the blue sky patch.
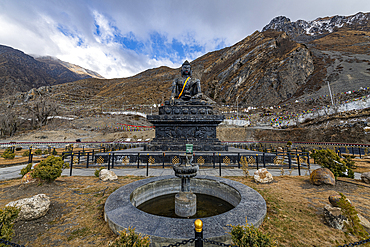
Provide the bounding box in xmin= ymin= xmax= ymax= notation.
xmin=57 ymin=24 xmax=84 ymax=46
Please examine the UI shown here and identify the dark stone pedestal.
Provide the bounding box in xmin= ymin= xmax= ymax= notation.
xmin=145 ymin=100 xmax=227 ymax=151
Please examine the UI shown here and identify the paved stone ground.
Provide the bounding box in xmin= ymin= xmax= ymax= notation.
xmin=2 ymin=163 xmax=363 ymax=181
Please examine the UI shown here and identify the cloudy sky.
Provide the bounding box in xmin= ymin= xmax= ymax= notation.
xmin=0 ymin=0 xmax=369 ymax=79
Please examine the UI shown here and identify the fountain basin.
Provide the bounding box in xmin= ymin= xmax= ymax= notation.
xmin=104 ymin=176 xmax=266 ymax=246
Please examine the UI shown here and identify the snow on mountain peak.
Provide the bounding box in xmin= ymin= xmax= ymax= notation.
xmin=262 ymin=12 xmax=369 ymax=37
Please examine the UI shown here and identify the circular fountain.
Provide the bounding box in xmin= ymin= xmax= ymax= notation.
xmin=104 ymin=175 xmax=266 ymax=246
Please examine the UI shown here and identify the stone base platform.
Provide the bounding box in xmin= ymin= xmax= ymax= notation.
xmin=146 ymin=100 xmax=228 ymax=152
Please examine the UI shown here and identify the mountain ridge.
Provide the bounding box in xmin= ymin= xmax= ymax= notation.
xmin=0 ymin=44 xmax=104 ymax=97
xmin=262 ymin=12 xmax=370 ymax=42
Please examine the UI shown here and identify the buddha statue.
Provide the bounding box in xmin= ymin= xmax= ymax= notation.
xmin=171 ymin=60 xmax=202 ymax=103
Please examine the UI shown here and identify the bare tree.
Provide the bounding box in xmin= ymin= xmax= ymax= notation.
xmin=0 ymin=99 xmax=22 ymax=137
xmin=0 ymin=112 xmax=18 ymax=137
xmin=24 ymin=95 xmax=58 ymax=129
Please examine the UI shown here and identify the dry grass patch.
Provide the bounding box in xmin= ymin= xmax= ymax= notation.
xmin=0 ymin=175 xmax=369 ymax=246
xmin=230 ymin=176 xmax=370 ymax=247
xmin=353 ymin=158 xmax=370 ymax=173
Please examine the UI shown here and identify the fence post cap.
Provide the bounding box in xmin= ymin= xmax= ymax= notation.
xmin=194 ymin=219 xmax=203 ymax=232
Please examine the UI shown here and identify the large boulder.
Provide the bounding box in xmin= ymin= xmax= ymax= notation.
xmin=324 ymin=204 xmax=347 ymax=230
xmin=99 ymin=169 xmax=118 ymax=181
xmin=254 ymin=168 xmax=273 ymax=184
xmin=310 ymin=168 xmax=335 ymax=186
xmin=6 ymin=194 xmax=50 ymax=221
xmin=361 ymin=172 xmax=370 ymax=184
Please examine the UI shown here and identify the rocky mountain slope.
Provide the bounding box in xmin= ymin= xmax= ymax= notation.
xmin=22 ymin=12 xmax=367 ymax=111
xmin=34 ymin=56 xmax=104 ymax=79
xmin=0 ymin=45 xmax=103 ymax=97
xmin=262 ymin=12 xmax=370 ymax=102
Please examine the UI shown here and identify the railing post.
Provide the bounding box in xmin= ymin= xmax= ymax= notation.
xmin=263 ymin=152 xmax=266 ymax=168
xmin=146 ymin=153 xmax=149 ymax=176
xmin=359 ymin=147 xmax=362 ymax=159
xmin=297 ymin=154 xmax=301 ymax=176
xmin=237 ymin=153 xmax=240 ymax=169
xmin=307 ymin=152 xmax=310 ymax=166
xmin=213 ymin=153 xmax=215 ymax=168
xmin=219 ymin=153 xmax=221 ymax=177
xmin=288 ymin=152 xmax=291 ymax=169
xmin=137 ymin=153 xmax=140 ymax=168
xmin=28 ymin=147 xmax=32 ymax=163
xmin=163 ymin=152 xmax=165 ymax=168
xmin=86 ymin=153 xmax=90 ymax=168
xmin=112 ymin=153 xmax=115 ymax=168
xmin=194 ymin=219 xmax=203 ymax=247
xmin=256 ymin=154 xmax=259 ymax=170
xmin=78 ymin=151 xmax=81 ymax=164
xmin=70 ymin=153 xmax=73 ymax=176
xmin=108 ymin=153 xmax=111 ymax=170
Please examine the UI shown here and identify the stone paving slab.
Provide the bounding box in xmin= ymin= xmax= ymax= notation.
xmin=0 ymin=164 xmax=28 ymax=181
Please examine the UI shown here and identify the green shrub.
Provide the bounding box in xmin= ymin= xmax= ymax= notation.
xmin=31 ymin=155 xmax=68 ymax=182
xmin=287 ymin=141 xmax=292 ymax=146
xmin=338 ymin=193 xmax=369 ymax=239
xmin=310 ymin=149 xmax=355 ymax=178
xmin=22 ymin=150 xmax=30 ymax=157
xmin=229 ymin=219 xmax=276 ymax=247
xmin=34 ymin=149 xmax=42 ymax=155
xmin=1 ymin=148 xmax=15 ymax=159
xmin=94 ymin=167 xmax=104 ymax=177
xmin=110 ymin=227 xmax=150 ymax=247
xmin=20 ymin=163 xmax=33 ymax=177
xmin=52 ymin=149 xmax=58 ymax=155
xmin=0 ymin=206 xmax=20 ymax=244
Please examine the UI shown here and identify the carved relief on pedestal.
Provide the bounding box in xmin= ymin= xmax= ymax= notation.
xmin=156 ymin=126 xmax=216 ymax=139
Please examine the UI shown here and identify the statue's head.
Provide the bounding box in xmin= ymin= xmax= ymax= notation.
xmin=181 ymin=60 xmax=191 ymax=77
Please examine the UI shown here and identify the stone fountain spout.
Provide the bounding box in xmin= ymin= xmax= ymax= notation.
xmin=173 ymin=153 xmax=199 ymax=217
